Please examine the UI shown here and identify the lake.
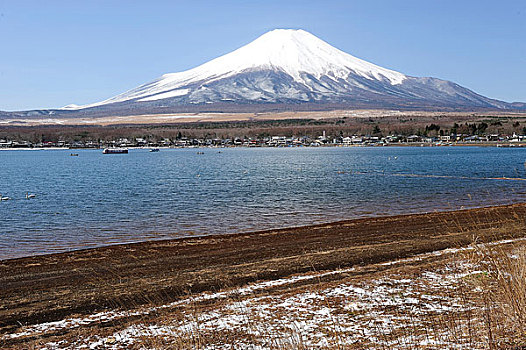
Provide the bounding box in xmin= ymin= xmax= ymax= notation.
xmin=1 ymin=146 xmax=525 ymax=259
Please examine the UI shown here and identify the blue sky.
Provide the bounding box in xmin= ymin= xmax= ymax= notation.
xmin=0 ymin=0 xmax=525 ymax=111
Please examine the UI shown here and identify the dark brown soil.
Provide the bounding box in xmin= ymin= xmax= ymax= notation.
xmin=1 ymin=204 xmax=525 ymax=336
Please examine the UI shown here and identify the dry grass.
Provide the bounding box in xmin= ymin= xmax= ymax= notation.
xmin=16 ymin=242 xmax=524 ymax=349
xmin=107 ymin=240 xmax=526 ymax=349
xmin=3 ymin=207 xmax=526 ymax=349
xmin=468 ymin=242 xmax=526 ymax=349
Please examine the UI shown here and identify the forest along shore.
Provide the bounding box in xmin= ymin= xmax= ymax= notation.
xmin=1 ymin=203 xmax=526 ymax=336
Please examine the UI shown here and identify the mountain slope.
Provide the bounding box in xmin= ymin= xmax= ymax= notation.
xmin=65 ymin=29 xmax=408 ymax=109
xmin=4 ymin=29 xmax=524 ymax=117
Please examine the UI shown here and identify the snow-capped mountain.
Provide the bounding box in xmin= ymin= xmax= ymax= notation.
xmin=4 ymin=29 xmax=522 ymax=118
xmin=67 ymin=29 xmax=408 ymax=108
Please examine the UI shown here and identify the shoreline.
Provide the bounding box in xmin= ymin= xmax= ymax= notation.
xmin=1 ymin=202 xmax=525 ymax=263
xmin=1 ymin=203 xmax=526 ymax=334
xmin=1 ymin=142 xmax=526 ymax=151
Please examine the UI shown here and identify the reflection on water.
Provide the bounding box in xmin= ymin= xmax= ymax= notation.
xmin=1 ymin=147 xmax=525 ymax=259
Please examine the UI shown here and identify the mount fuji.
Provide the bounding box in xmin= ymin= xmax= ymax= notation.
xmin=3 ymin=29 xmax=524 ymax=117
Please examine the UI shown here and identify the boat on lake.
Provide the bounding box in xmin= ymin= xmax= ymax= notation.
xmin=149 ymin=148 xmax=160 ymax=152
xmin=103 ymin=148 xmax=128 ymax=154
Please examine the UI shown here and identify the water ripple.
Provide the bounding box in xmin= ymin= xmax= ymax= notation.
xmin=1 ymin=147 xmax=525 ymax=259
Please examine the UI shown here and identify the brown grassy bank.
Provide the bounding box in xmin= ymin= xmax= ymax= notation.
xmin=1 ymin=204 xmax=526 ymax=341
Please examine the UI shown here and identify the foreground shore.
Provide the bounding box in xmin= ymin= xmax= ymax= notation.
xmin=2 ymin=203 xmax=526 ymax=342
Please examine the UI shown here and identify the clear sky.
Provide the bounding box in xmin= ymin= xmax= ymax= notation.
xmin=0 ymin=0 xmax=525 ymax=111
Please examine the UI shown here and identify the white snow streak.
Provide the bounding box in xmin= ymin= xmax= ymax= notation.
xmin=137 ymin=89 xmax=190 ymax=102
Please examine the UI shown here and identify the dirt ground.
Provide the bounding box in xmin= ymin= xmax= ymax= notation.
xmin=1 ymin=204 xmax=526 ymax=344
xmin=2 ymin=109 xmax=526 ymax=126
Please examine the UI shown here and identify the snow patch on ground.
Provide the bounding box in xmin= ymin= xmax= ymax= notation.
xmin=6 ymin=237 xmax=524 ymax=349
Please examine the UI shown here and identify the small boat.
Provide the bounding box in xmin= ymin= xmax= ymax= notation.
xmin=0 ymin=194 xmax=10 ymax=201
xmin=70 ymin=153 xmax=79 ymax=156
xmin=26 ymin=192 xmax=36 ymax=199
xmin=103 ymin=148 xmax=128 ymax=154
xmin=197 ymin=151 xmax=204 ymax=155
xmin=149 ymin=148 xmax=160 ymax=152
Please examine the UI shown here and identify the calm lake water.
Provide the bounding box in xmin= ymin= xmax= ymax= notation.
xmin=1 ymin=146 xmax=526 ymax=259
